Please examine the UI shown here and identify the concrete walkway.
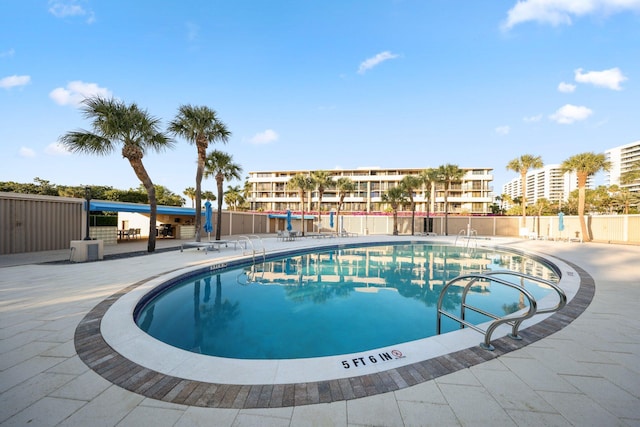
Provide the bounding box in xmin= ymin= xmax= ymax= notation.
xmin=1 ymin=236 xmax=639 ymax=426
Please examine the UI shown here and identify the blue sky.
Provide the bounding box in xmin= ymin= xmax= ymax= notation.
xmin=2 ymin=0 xmax=639 ymax=201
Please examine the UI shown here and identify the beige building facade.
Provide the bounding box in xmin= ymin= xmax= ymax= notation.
xmin=246 ymin=167 xmax=494 ymax=215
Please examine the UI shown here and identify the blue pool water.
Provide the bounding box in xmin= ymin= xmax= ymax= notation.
xmin=135 ymin=243 xmax=558 ymax=359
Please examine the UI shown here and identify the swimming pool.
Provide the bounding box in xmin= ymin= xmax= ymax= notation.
xmin=134 ymin=243 xmax=559 ymax=360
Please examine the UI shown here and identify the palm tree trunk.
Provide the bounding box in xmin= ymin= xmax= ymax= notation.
xmin=216 ymin=174 xmax=224 ymax=240
xmin=300 ymin=194 xmax=306 ymax=237
xmin=577 ymin=173 xmax=590 ymax=242
xmin=444 ymin=184 xmax=449 ymax=236
xmin=194 ymin=142 xmax=207 ymax=242
xmin=129 ymin=159 xmax=157 ymax=252
xmin=318 ymin=193 xmax=323 ymax=233
xmin=410 ymin=200 xmax=415 ymax=235
xmin=393 ymin=209 xmax=398 ymax=235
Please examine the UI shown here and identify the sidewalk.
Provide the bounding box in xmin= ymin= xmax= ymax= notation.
xmin=1 ymin=236 xmax=639 ymax=426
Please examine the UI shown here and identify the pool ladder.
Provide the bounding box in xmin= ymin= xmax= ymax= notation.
xmin=236 ymin=235 xmax=266 ymax=285
xmin=237 ymin=235 xmax=265 ymax=264
xmin=454 ymin=228 xmax=478 ymax=251
xmin=436 ymin=271 xmax=567 ymax=350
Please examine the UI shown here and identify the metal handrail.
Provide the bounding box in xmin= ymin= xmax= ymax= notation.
xmin=480 ymin=271 xmax=567 ymax=315
xmin=238 ymin=235 xmax=266 ymax=264
xmin=436 ymin=270 xmax=565 ymax=350
xmin=236 ymin=235 xmax=266 ymax=285
xmin=454 ymin=228 xmax=478 ymax=250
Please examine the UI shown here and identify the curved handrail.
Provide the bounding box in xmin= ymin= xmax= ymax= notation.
xmin=454 ymin=228 xmax=478 ymax=251
xmin=237 ymin=235 xmax=266 ymax=263
xmin=437 ymin=272 xmax=550 ymax=350
xmin=481 ymin=270 xmax=567 ymax=315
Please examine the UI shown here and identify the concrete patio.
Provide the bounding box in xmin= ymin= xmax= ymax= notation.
xmin=1 ymin=235 xmax=639 ymax=426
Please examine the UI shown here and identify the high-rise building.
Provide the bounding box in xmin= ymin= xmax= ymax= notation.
xmin=247 ymin=167 xmax=494 ymax=214
xmin=605 ymin=140 xmax=640 ymax=194
xmin=501 ymin=164 xmax=587 ymax=207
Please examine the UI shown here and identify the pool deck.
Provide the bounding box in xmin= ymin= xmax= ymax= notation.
xmin=1 ymin=235 xmax=639 ymax=426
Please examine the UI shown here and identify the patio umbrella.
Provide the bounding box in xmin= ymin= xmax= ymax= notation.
xmin=329 ymin=211 xmax=334 ymax=229
xmin=204 ymin=200 xmax=213 ymax=241
xmin=286 ymin=209 xmax=292 ymax=231
xmin=558 ymin=212 xmax=565 ymax=232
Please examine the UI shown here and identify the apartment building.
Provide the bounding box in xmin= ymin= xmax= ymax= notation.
xmin=501 ymin=164 xmax=587 ymax=207
xmin=605 ymin=140 xmax=640 ymax=194
xmin=246 ymin=167 xmax=494 ymax=214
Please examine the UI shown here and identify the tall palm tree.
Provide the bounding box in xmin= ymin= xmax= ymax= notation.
xmin=335 ymin=177 xmax=356 ymax=234
xmin=506 ymin=154 xmax=544 ymax=231
xmin=204 ymin=150 xmax=242 ymax=240
xmin=420 ymin=168 xmax=438 ymax=233
xmin=169 ymin=105 xmax=230 ymax=242
xmin=400 ymin=174 xmax=422 ymax=235
xmin=183 ymin=187 xmax=196 ymax=207
xmin=311 ymin=170 xmax=333 ymax=232
xmin=561 ymin=152 xmax=610 ymax=242
xmin=287 ymin=174 xmax=314 ymax=236
xmin=435 ymin=164 xmax=465 ymax=236
xmin=59 ymin=96 xmax=173 ymax=253
xmin=381 ymin=186 xmax=408 ymax=235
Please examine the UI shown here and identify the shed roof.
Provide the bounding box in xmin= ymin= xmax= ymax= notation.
xmin=89 ymin=200 xmax=200 ymax=216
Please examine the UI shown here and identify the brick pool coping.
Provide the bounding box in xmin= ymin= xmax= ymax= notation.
xmin=74 ymin=257 xmax=594 ymax=409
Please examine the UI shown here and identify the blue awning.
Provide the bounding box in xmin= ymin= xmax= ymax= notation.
xmin=89 ymin=200 xmax=201 ymax=216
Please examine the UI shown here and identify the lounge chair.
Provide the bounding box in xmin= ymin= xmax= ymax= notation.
xmin=277 ymin=230 xmax=297 ymax=241
xmin=339 ymin=228 xmax=358 ymax=237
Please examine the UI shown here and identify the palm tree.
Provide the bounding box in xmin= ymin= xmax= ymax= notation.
xmin=183 ymin=187 xmax=196 ymax=207
xmin=287 ymin=174 xmax=314 ymax=236
xmin=334 ymin=177 xmax=356 ymax=234
xmin=381 ymin=186 xmax=408 ymax=235
xmin=561 ymin=152 xmax=610 ymax=242
xmin=400 ymin=174 xmax=422 ymax=235
xmin=242 ymin=178 xmax=253 ymax=210
xmin=202 ymin=191 xmax=216 ymax=202
xmin=620 ymin=160 xmax=640 ymax=186
xmin=311 ymin=170 xmax=333 ymax=232
xmin=59 ymin=96 xmax=173 ymax=252
xmin=169 ymin=105 xmax=230 ymax=242
xmin=420 ymin=168 xmax=438 ymax=233
xmin=224 ymin=185 xmax=244 ymax=210
xmin=506 ymin=154 xmax=544 ymax=231
xmin=204 ymin=150 xmax=242 ymax=240
xmin=435 ymin=164 xmax=465 ymax=236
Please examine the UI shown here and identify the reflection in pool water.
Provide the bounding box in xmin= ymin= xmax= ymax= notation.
xmin=135 ymin=244 xmax=558 ymax=359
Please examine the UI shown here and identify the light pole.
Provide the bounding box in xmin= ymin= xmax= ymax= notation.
xmin=84 ymin=186 xmax=92 ymax=240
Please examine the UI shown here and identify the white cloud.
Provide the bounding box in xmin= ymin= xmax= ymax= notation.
xmin=558 ymin=82 xmax=576 ymax=93
xmin=502 ymin=0 xmax=640 ymax=30
xmin=45 ymin=142 xmax=70 ymax=156
xmin=523 ymin=114 xmax=543 ymax=122
xmin=574 ymin=67 xmax=627 ymax=90
xmin=49 ymin=81 xmax=112 ymax=107
xmin=0 ymin=74 xmax=31 ymax=89
xmin=495 ymin=125 xmax=510 ymax=135
xmin=48 ymin=0 xmax=95 ymax=24
xmin=0 ymin=48 xmax=15 ymax=58
xmin=19 ymin=147 xmax=36 ymax=158
xmin=358 ymin=51 xmax=400 ymax=74
xmin=549 ymin=104 xmax=593 ymax=124
xmin=249 ymin=129 xmax=279 ymax=144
